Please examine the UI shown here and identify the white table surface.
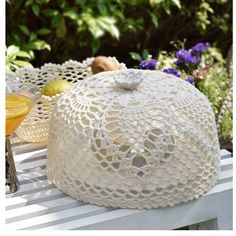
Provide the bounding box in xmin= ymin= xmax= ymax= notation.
xmin=6 ymin=137 xmax=233 ymax=230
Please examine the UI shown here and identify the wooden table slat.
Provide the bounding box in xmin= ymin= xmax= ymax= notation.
xmin=6 ymin=188 xmax=66 ymax=210
xmin=6 ymin=196 xmax=85 ymax=223
xmin=7 ymin=205 xmax=112 ymax=230
xmin=6 ymin=146 xmax=233 ymax=230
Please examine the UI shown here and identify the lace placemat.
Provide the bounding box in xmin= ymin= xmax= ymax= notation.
xmin=6 ymin=57 xmax=126 ymax=143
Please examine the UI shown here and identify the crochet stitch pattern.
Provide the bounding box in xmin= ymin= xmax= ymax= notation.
xmin=6 ymin=58 xmax=126 ymax=142
xmin=47 ymin=69 xmax=220 ymax=209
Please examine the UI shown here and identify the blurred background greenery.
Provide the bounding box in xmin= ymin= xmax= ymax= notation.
xmin=6 ymin=0 xmax=232 ymax=150
xmin=6 ymin=0 xmax=232 ymax=68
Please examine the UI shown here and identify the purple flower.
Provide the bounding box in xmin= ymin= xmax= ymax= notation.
xmin=138 ymin=59 xmax=157 ymax=70
xmin=174 ymin=49 xmax=201 ymax=72
xmin=188 ymin=56 xmax=201 ymax=64
xmin=163 ymin=68 xmax=181 ymax=78
xmin=191 ymin=42 xmax=210 ymax=56
xmin=175 ymin=49 xmax=190 ymax=61
xmin=175 ymin=49 xmax=201 ymax=65
xmin=185 ymin=76 xmax=195 ymax=85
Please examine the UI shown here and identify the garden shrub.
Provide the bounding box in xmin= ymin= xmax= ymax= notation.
xmin=6 ymin=0 xmax=232 ymax=69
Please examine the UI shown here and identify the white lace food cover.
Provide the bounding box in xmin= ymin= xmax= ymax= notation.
xmin=47 ymin=69 xmax=220 ymax=209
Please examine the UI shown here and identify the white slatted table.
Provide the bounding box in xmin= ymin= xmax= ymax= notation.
xmin=6 ymin=138 xmax=233 ymax=230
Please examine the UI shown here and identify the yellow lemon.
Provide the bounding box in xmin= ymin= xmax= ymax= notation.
xmin=42 ymin=79 xmax=73 ymax=97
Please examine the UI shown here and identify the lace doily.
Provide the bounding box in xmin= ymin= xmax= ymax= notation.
xmin=47 ymin=69 xmax=220 ymax=209
xmin=6 ymin=57 xmax=126 ymax=142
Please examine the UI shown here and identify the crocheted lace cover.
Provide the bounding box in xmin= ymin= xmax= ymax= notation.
xmin=47 ymin=69 xmax=220 ymax=209
xmin=6 ymin=57 xmax=126 ymax=142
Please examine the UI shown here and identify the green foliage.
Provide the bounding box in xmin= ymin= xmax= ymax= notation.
xmin=220 ymin=108 xmax=232 ymax=138
xmin=5 ymin=45 xmax=33 ymax=71
xmin=6 ymin=0 xmax=232 ymax=70
xmin=197 ymin=61 xmax=229 ymax=116
xmin=130 ymin=52 xmax=143 ymax=62
xmin=196 ymin=0 xmax=214 ymax=31
xmin=129 ymin=49 xmax=150 ymax=61
xmin=149 ymin=0 xmax=181 ymax=14
xmin=6 ymin=0 xmax=123 ymax=61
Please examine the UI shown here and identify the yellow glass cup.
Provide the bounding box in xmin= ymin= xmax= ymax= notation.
xmin=5 ymin=81 xmax=40 ymax=194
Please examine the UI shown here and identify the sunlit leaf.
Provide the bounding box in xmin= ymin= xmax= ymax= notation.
xmin=108 ymin=24 xmax=120 ymax=39
xmin=19 ymin=25 xmax=30 ymax=36
xmin=42 ymin=8 xmax=59 ymax=17
xmin=64 ymin=11 xmax=78 ymax=20
xmin=149 ymin=12 xmax=158 ymax=27
xmin=163 ymin=4 xmax=171 ymax=15
xmin=130 ymin=52 xmax=142 ymax=61
xmin=149 ymin=0 xmax=164 ymax=7
xmin=37 ymin=28 xmax=51 ymax=35
xmin=26 ymin=40 xmax=51 ymax=51
xmin=171 ymin=0 xmax=181 ymax=9
xmin=12 ymin=60 xmax=32 ymax=67
xmin=29 ymin=32 xmax=37 ymax=41
xmin=6 ymin=45 xmax=20 ymax=57
xmin=25 ymin=0 xmax=33 ymax=7
xmin=15 ymin=51 xmax=31 ymax=59
xmin=96 ymin=17 xmax=120 ymax=39
xmin=32 ymin=3 xmax=40 ymax=16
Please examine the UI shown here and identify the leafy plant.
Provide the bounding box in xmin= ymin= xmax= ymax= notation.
xmin=6 ymin=0 xmax=232 ymax=70
xmin=5 ymin=45 xmax=33 ymax=71
xmin=130 ymin=49 xmax=150 ymax=62
xmin=196 ymin=0 xmax=214 ymax=32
